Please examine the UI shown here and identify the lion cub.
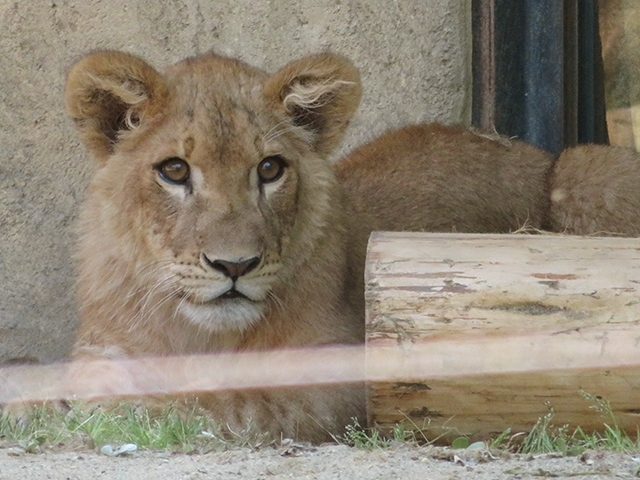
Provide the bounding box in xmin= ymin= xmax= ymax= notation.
xmin=337 ymin=123 xmax=554 ymax=312
xmin=64 ymin=49 xmax=553 ymax=441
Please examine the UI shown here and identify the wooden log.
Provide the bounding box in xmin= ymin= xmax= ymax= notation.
xmin=365 ymin=232 xmax=640 ymax=441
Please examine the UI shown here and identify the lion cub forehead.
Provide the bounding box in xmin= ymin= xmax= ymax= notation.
xmin=164 ymin=51 xmax=268 ymax=103
xmin=161 ymin=52 xmax=273 ymax=148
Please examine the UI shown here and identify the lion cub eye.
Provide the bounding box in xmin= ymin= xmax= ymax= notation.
xmin=156 ymin=157 xmax=190 ymax=185
xmin=257 ymin=155 xmax=287 ymax=184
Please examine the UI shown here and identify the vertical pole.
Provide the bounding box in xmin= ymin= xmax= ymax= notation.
xmin=473 ymin=0 xmax=566 ymax=155
xmin=564 ymin=0 xmax=579 ymax=147
xmin=472 ymin=0 xmax=496 ymax=131
xmin=523 ymin=0 xmax=565 ymax=154
xmin=578 ymin=0 xmax=609 ymax=144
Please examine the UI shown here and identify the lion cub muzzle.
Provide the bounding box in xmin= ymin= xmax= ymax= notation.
xmin=201 ymin=254 xmax=261 ymax=298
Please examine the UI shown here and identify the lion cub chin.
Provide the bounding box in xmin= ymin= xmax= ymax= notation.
xmin=62 ymin=49 xmax=554 ymax=441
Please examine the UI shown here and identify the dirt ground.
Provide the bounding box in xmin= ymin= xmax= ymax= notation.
xmin=1 ymin=442 xmax=638 ymax=480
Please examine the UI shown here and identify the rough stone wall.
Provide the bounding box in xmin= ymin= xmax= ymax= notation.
xmin=0 ymin=0 xmax=471 ymax=364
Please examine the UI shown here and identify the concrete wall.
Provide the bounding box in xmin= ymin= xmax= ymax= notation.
xmin=0 ymin=0 xmax=471 ymax=364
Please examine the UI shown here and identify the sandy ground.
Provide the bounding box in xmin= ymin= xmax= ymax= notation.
xmin=1 ymin=443 xmax=638 ymax=480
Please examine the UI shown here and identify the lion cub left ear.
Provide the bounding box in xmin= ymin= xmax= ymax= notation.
xmin=264 ymin=53 xmax=362 ymax=156
xmin=65 ymin=51 xmax=170 ymax=160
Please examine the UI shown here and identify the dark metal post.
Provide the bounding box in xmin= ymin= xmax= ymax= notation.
xmin=472 ymin=0 xmax=607 ymax=154
xmin=523 ymin=0 xmax=565 ymax=154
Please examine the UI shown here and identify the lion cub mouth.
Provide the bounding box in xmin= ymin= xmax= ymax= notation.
xmin=179 ymin=287 xmax=264 ymax=331
xmin=220 ymin=288 xmax=245 ymax=300
xmin=185 ymin=287 xmax=251 ymax=305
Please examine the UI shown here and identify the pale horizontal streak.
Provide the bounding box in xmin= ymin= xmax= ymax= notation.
xmin=0 ymin=329 xmax=638 ymax=404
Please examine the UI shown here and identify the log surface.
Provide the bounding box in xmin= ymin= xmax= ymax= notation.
xmin=365 ymin=232 xmax=640 ymax=440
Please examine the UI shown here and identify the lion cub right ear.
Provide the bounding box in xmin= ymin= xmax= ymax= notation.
xmin=65 ymin=51 xmax=169 ymax=160
xmin=264 ymin=53 xmax=362 ymax=156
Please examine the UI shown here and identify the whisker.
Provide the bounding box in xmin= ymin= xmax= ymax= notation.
xmin=267 ymin=290 xmax=289 ymax=318
xmin=263 ymin=118 xmax=292 ymax=142
xmin=171 ymin=294 xmax=189 ymax=324
xmin=128 ymin=277 xmax=179 ymax=328
xmin=263 ymin=119 xmax=300 ymax=143
xmin=128 ymin=273 xmax=175 ymax=323
xmin=123 ymin=261 xmax=175 ymax=302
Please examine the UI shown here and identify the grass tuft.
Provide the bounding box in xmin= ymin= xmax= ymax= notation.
xmin=334 ymin=417 xmax=391 ymax=450
xmin=517 ymin=391 xmax=640 ymax=455
xmin=335 ymin=416 xmax=466 ymax=450
xmin=0 ymin=402 xmax=272 ymax=453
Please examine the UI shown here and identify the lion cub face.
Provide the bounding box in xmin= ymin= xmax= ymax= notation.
xmin=66 ymin=51 xmax=360 ymax=333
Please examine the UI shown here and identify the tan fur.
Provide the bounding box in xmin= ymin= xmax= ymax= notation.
xmin=338 ymin=123 xmax=555 ymax=313
xmin=550 ymin=144 xmax=640 ymax=236
xmin=65 ymin=50 xmax=554 ymax=441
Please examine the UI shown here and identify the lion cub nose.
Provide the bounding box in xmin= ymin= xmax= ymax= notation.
xmin=203 ymin=255 xmax=261 ymax=280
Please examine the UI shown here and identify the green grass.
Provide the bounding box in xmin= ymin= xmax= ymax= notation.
xmin=334 ymin=417 xmax=392 ymax=449
xmin=517 ymin=391 xmax=640 ymax=455
xmin=335 ymin=417 xmax=434 ymax=449
xmin=2 ymin=391 xmax=639 ymax=455
xmin=336 ymin=391 xmax=640 ymax=455
xmin=0 ymin=402 xmax=272 ymax=453
xmin=335 ymin=416 xmax=471 ymax=450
